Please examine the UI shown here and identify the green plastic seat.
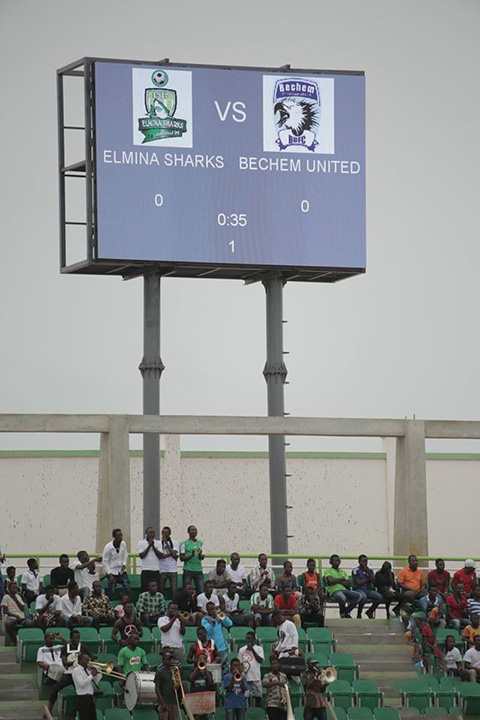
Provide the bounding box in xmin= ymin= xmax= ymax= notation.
xmin=245 ymin=709 xmax=267 ymax=720
xmin=374 ymin=709 xmax=400 ymax=720
xmin=138 ymin=626 xmax=153 ymax=652
xmin=104 ymin=709 xmax=131 ymax=720
xmin=230 ymin=626 xmax=251 ymax=648
xmin=294 ymin=709 xmax=304 ymax=720
xmin=328 ymin=707 xmax=347 ymax=720
xmin=132 ymin=710 xmax=159 ymax=720
xmin=146 ymin=651 xmax=162 ymax=669
xmin=256 ymin=627 xmax=279 ymax=643
xmin=99 ymin=626 xmax=119 ymax=654
xmin=287 ymin=680 xmax=304 ymax=709
xmin=329 ymin=653 xmax=357 ymax=682
xmin=183 ymin=625 xmax=199 ymax=643
xmin=239 ymin=600 xmax=251 ymax=613
xmin=399 ymin=711 xmax=422 ymax=718
xmin=75 ymin=711 xmax=103 ymax=720
xmin=447 ymin=708 xmax=463 ymax=718
xmin=95 ymin=680 xmax=114 ymax=712
xmin=307 ymin=627 xmax=334 ymax=652
xmin=424 ymin=709 xmax=448 ymax=716
xmin=215 ymin=709 xmax=226 ymax=720
xmin=78 ymin=626 xmax=100 ymax=653
xmin=352 ymin=680 xmax=383 ymax=709
xmin=347 ymin=709 xmax=374 ymax=720
xmin=60 ymin=685 xmax=78 ymax=718
xmin=328 ymin=680 xmax=354 ymax=710
xmin=17 ymin=628 xmax=44 ymax=663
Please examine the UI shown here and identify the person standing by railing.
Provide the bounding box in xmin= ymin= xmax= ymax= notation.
xmin=180 ymin=525 xmax=205 ymax=594
xmin=102 ymin=528 xmax=130 ymax=601
xmin=137 ymin=527 xmax=163 ymax=592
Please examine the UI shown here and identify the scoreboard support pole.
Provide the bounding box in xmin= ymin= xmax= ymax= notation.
xmin=263 ymin=276 xmax=289 ymax=556
xmin=139 ymin=273 xmax=165 ymax=530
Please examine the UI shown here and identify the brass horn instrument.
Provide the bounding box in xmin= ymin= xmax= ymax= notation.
xmin=233 ymin=670 xmax=243 ymax=682
xmin=216 ymin=610 xmax=226 ymax=620
xmin=316 ymin=666 xmax=337 ymax=684
xmin=197 ymin=656 xmax=207 ymax=671
xmin=171 ymin=664 xmax=195 ymax=720
xmin=88 ymin=660 xmax=126 ymax=680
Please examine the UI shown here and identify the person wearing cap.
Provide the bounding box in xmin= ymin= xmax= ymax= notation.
xmin=453 ymin=560 xmax=477 ymax=597
xmin=397 ymin=555 xmax=426 ymax=604
xmin=300 ymin=658 xmax=328 ymax=720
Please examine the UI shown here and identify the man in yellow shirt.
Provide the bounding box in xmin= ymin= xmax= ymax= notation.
xmin=462 ymin=614 xmax=480 ymax=648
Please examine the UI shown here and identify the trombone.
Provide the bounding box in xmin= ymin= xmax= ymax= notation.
xmin=87 ymin=660 xmax=126 ymax=680
xmin=171 ymin=665 xmax=195 ymax=720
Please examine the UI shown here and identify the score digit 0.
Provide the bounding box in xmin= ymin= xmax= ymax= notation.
xmin=154 ymin=194 xmax=164 ymax=207
xmin=301 ymin=200 xmax=310 ymax=213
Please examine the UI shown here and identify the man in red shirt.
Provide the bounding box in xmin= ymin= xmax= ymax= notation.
xmin=452 ymin=560 xmax=477 ymax=596
xmin=416 ymin=615 xmax=442 ymax=672
xmin=428 ymin=559 xmax=451 ymax=596
xmin=446 ymin=582 xmax=470 ymax=631
xmin=274 ymin=586 xmax=301 ymax=628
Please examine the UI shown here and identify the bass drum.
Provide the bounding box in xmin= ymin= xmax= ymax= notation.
xmin=124 ymin=671 xmax=157 ymax=711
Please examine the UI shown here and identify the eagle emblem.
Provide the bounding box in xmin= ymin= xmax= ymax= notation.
xmin=273 ymin=78 xmax=320 ymax=151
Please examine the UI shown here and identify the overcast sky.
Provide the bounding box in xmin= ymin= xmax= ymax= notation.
xmin=1 ymin=0 xmax=479 ymax=452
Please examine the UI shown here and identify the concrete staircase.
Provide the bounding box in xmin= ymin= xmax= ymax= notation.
xmin=0 ymin=646 xmax=44 ymax=719
xmin=327 ymin=617 xmax=417 ymax=707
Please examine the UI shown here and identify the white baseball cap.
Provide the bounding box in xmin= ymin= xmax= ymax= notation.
xmin=464 ymin=559 xmax=476 ymax=568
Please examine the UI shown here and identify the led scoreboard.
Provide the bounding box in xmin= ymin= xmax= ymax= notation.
xmin=58 ymin=59 xmax=365 ymax=282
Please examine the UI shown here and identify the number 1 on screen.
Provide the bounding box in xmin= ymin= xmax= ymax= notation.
xmin=229 ymin=241 xmax=235 ymax=252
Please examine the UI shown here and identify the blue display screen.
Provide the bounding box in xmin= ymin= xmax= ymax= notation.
xmin=94 ymin=61 xmax=365 ymax=271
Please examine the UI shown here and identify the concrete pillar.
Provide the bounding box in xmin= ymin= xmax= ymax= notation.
xmin=162 ymin=435 xmax=183 ymax=537
xmin=382 ymin=437 xmax=396 ymax=554
xmin=95 ymin=416 xmax=131 ymax=552
xmin=393 ymin=420 xmax=428 ymax=557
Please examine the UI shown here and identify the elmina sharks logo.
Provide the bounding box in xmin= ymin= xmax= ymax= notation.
xmin=273 ymin=78 xmax=320 ymax=151
xmin=137 ymin=71 xmax=188 ymax=144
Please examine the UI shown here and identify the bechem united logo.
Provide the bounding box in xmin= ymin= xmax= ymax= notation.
xmin=137 ymin=70 xmax=188 ymax=144
xmin=273 ymin=78 xmax=320 ymax=151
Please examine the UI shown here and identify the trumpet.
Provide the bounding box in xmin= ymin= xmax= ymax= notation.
xmin=315 ymin=666 xmax=337 ymax=684
xmin=233 ymin=671 xmax=243 ymax=682
xmin=216 ymin=610 xmax=226 ymax=620
xmin=196 ymin=656 xmax=207 ymax=671
xmin=88 ymin=660 xmax=126 ymax=680
xmin=179 ymin=612 xmax=191 ymax=621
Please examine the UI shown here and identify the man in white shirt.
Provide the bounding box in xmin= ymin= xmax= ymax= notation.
xmin=35 ymin=585 xmax=63 ymax=628
xmin=72 ymin=651 xmax=102 ymax=720
xmin=197 ymin=580 xmax=220 ymax=614
xmin=238 ymin=631 xmax=265 ymax=699
xmin=73 ymin=551 xmax=101 ymax=599
xmin=272 ymin=612 xmax=299 ymax=657
xmin=1 ymin=580 xmax=25 ymax=644
xmin=102 ymin=528 xmax=130 ymax=601
xmin=157 ymin=602 xmax=186 ymax=662
xmin=21 ymin=558 xmax=43 ymax=604
xmin=61 ymin=582 xmax=93 ymax=628
xmin=36 ymin=631 xmax=64 ymax=681
xmin=227 ymin=553 xmax=250 ymax=598
xmin=224 ymin=581 xmax=253 ymax=626
xmin=138 ymin=527 xmax=163 ymax=592
xmin=464 ymin=634 xmax=480 ymax=682
xmin=158 ymin=526 xmax=180 ymax=596
xmin=443 ymin=634 xmax=463 ymax=676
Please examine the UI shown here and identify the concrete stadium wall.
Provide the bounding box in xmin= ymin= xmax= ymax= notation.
xmin=1 ymin=441 xmax=477 ymax=566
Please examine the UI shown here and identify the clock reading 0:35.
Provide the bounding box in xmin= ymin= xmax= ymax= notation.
xmin=217 ymin=213 xmax=248 ymax=227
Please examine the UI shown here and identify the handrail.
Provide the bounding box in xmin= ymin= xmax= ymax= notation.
xmin=4 ymin=553 xmax=477 ymax=575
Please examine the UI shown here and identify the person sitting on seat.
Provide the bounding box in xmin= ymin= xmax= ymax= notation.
xmin=428 ymin=558 xmax=451 ymax=596
xmin=197 ymin=580 xmax=220 ymax=615
xmin=453 ymin=560 xmax=477 ymax=597
xmin=114 ymin=591 xmax=131 ymax=619
xmin=463 ymin=634 xmax=480 ymax=682
xmin=298 ymin=585 xmax=325 ymax=628
xmin=36 ymin=631 xmax=64 ymax=683
xmin=463 ymin=614 xmax=480 ymax=648
xmin=223 ymin=581 xmax=253 ymax=626
xmin=102 ymin=528 xmax=131 ymax=601
xmin=111 ymin=599 xmax=143 ymax=647
xmin=157 ymin=602 xmax=185 ymax=663
xmin=442 ymin=634 xmax=463 ymax=676
xmin=35 ymin=585 xmax=63 ymax=628
xmin=276 ymin=561 xmax=298 ymax=593
xmin=467 ymin=587 xmax=480 ymax=619
xmin=172 ymin=582 xmax=200 ymax=625
xmin=73 ymin=551 xmax=101 ymax=600
xmin=201 ymin=600 xmax=233 ymax=675
xmin=21 ymin=558 xmax=43 ymax=605
xmin=419 ymin=581 xmax=445 ymax=626
xmin=249 ymin=554 xmax=275 ymax=592
xmin=301 ymin=559 xmax=322 ymax=594
xmin=251 ymin=582 xmax=274 ymax=628
xmin=374 ymin=561 xmax=404 ymax=618
xmin=352 ymin=555 xmax=383 ymax=619
xmin=446 ymin=581 xmax=470 ymax=631
xmin=208 ymin=559 xmax=231 ymax=594
xmin=397 ymin=555 xmax=426 ymax=605
xmin=1 ymin=580 xmax=25 ymax=645
xmin=189 ymin=653 xmax=216 ymax=705
xmin=416 ymin=614 xmax=442 ymax=672
xmin=50 ymin=555 xmax=74 ymax=597
xmin=324 ymin=555 xmax=362 ymax=619
xmin=187 ymin=624 xmax=220 ymax=665
xmin=117 ymin=631 xmax=150 ymax=676
xmin=271 ymin=612 xmax=299 ymax=658
xmin=274 ymin=585 xmax=301 ymax=628
xmin=136 ymin=579 xmax=166 ymax=628
xmin=238 ymin=630 xmax=264 ymax=701
xmin=60 ymin=582 xmax=93 ymax=628
xmin=82 ymin=579 xmax=114 ymax=628
xmin=223 ymin=658 xmax=250 ymax=720
xmin=301 ymin=657 xmax=328 ymax=720
xmin=4 ymin=566 xmax=17 ymax=594
xmin=47 ymin=628 xmax=84 ymax=714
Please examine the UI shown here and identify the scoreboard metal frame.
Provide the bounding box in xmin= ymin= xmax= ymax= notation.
xmin=57 ymin=57 xmax=365 ymax=283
